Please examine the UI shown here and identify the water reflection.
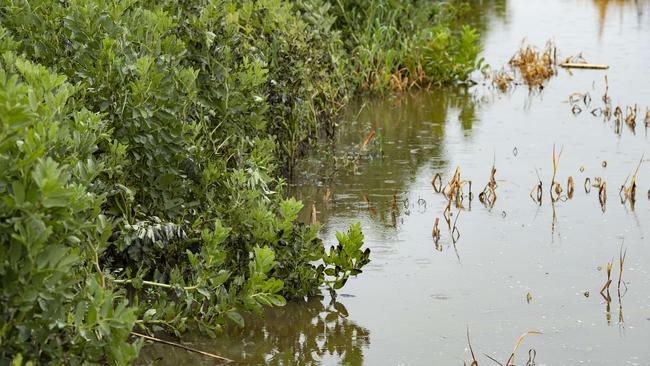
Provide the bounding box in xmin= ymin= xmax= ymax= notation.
xmin=592 ymin=0 xmax=648 ymax=38
xmin=137 ymin=296 xmax=369 ymax=365
xmin=291 ymin=87 xmax=483 ymax=229
xmin=462 ymin=0 xmax=508 ymax=32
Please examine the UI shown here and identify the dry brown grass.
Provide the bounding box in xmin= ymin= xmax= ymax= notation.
xmin=508 ymin=40 xmax=556 ymax=89
xmin=491 ymin=68 xmax=515 ymax=92
xmin=619 ymin=155 xmax=643 ymax=205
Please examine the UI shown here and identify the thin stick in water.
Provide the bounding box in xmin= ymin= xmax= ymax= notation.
xmin=131 ymin=331 xmax=233 ymax=363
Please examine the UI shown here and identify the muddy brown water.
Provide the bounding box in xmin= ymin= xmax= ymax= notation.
xmin=139 ymin=1 xmax=650 ymax=365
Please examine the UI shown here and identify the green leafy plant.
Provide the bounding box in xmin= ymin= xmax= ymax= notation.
xmin=0 ymin=0 xmax=482 ymax=363
xmin=322 ymin=223 xmax=371 ymax=291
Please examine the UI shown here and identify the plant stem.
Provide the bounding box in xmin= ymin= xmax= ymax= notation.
xmin=131 ymin=332 xmax=233 ymax=363
xmin=111 ymin=279 xmax=199 ymax=291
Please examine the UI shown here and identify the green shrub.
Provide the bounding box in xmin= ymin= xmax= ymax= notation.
xmin=0 ymin=0 xmax=482 ymax=363
xmin=0 ymin=50 xmax=140 ymax=364
xmin=325 ymin=0 xmax=484 ymax=91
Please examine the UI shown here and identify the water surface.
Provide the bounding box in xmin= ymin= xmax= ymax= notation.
xmin=140 ymin=1 xmax=650 ymax=364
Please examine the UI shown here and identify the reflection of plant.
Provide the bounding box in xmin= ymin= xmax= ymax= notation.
xmin=137 ymin=295 xmax=370 ymax=366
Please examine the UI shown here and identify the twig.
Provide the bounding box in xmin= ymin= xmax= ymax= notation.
xmin=131 ymin=332 xmax=233 ymax=363
xmin=112 ymin=279 xmax=198 ymax=291
xmin=560 ymin=63 xmax=609 ymax=70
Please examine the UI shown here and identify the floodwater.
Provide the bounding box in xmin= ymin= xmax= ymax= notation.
xmin=139 ymin=0 xmax=650 ymax=365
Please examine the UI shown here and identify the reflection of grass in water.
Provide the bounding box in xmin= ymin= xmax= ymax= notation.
xmin=288 ymin=87 xmax=483 ymax=230
xmin=138 ymin=296 xmax=370 ymax=365
xmin=593 ymin=0 xmax=648 ymax=37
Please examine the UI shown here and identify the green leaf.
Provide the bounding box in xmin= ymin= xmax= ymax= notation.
xmin=226 ymin=310 xmax=244 ymax=327
xmin=267 ymin=294 xmax=286 ymax=307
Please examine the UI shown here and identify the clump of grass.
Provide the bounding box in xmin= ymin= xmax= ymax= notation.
xmin=508 ymin=40 xmax=556 ymax=89
xmin=491 ymin=68 xmax=515 ymax=92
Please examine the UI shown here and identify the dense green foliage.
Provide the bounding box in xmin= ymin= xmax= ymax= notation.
xmin=328 ymin=0 xmax=484 ymax=91
xmin=0 ymin=0 xmax=482 ymax=364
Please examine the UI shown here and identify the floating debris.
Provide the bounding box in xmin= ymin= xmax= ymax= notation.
xmin=560 ymin=62 xmax=609 ymax=70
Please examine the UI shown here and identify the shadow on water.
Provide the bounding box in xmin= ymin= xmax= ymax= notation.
xmin=137 ymin=296 xmax=369 ymax=365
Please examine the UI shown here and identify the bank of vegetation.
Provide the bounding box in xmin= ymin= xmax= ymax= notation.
xmin=0 ymin=0 xmax=483 ymax=363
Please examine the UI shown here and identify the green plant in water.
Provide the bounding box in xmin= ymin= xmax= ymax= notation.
xmin=322 ymin=223 xmax=371 ymax=292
